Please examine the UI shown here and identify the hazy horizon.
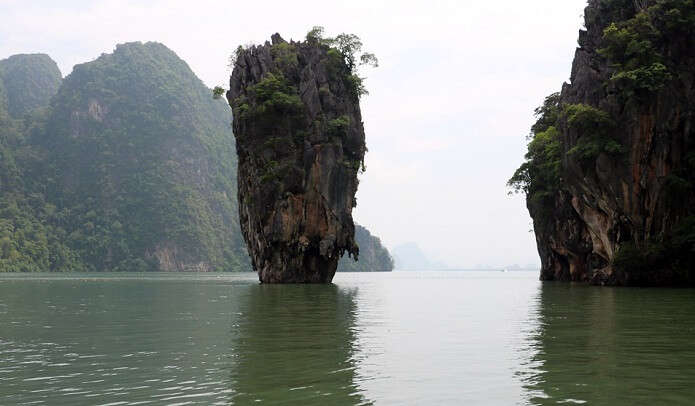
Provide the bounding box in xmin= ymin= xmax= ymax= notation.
xmin=0 ymin=0 xmax=588 ymax=268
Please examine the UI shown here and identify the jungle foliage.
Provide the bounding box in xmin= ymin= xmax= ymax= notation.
xmin=599 ymin=0 xmax=694 ymax=101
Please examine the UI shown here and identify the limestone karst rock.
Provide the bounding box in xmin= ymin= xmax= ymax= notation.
xmin=513 ymin=0 xmax=695 ymax=285
xmin=227 ymin=33 xmax=366 ymax=283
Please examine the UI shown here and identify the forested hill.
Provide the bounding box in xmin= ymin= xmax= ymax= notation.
xmin=0 ymin=54 xmax=64 ymax=271
xmin=34 ymin=42 xmax=250 ymax=272
xmin=338 ymin=225 xmax=394 ymax=272
xmin=0 ymin=54 xmax=62 ymax=118
xmin=0 ymin=43 xmax=393 ymax=272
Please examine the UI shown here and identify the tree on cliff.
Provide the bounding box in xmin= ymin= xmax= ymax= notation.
xmin=306 ymin=26 xmax=378 ymax=98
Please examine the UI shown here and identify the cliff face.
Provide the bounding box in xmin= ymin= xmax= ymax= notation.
xmin=228 ymin=34 xmax=366 ymax=283
xmin=518 ymin=0 xmax=695 ymax=285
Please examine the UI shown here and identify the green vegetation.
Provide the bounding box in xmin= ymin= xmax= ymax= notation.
xmin=565 ymin=104 xmax=622 ymax=162
xmin=0 ymin=43 xmax=250 ymax=272
xmin=509 ymin=99 xmax=622 ymax=210
xmin=0 ymin=54 xmax=62 ymax=118
xmin=249 ymin=72 xmax=304 ymax=115
xmin=508 ymin=94 xmax=563 ymax=208
xmin=512 ymin=0 xmax=692 ymax=196
xmin=271 ymin=42 xmax=299 ymax=71
xmin=327 ymin=115 xmax=350 ymax=137
xmin=212 ymin=86 xmax=225 ymax=99
xmin=231 ymin=72 xmax=303 ymax=123
xmin=598 ymin=0 xmax=695 ymax=101
xmin=305 ymin=26 xmax=378 ymax=99
xmin=0 ymin=55 xmax=77 ymax=272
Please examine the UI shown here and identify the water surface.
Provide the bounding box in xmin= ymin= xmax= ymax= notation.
xmin=0 ymin=271 xmax=694 ymax=405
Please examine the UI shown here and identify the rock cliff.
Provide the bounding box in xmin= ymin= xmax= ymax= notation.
xmin=512 ymin=0 xmax=695 ymax=285
xmin=227 ymin=33 xmax=367 ymax=283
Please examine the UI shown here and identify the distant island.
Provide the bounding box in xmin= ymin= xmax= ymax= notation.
xmin=510 ymin=0 xmax=695 ymax=285
xmin=391 ymin=242 xmax=447 ymax=271
xmin=0 ymin=42 xmax=393 ymax=273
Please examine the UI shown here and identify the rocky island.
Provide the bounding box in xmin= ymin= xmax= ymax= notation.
xmin=226 ymin=30 xmax=374 ymax=283
xmin=510 ymin=0 xmax=695 ymax=285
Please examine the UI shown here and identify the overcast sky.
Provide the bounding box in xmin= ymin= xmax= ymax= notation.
xmin=0 ymin=0 xmax=588 ymax=268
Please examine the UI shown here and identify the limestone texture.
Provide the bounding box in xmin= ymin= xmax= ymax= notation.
xmin=527 ymin=1 xmax=695 ymax=285
xmin=227 ymin=34 xmax=366 ymax=283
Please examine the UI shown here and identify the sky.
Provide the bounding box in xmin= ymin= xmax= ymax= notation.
xmin=0 ymin=0 xmax=588 ymax=268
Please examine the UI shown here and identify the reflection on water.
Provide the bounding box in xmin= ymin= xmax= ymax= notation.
xmin=0 ymin=274 xmax=368 ymax=405
xmin=523 ymin=283 xmax=695 ymax=405
xmin=1 ymin=272 xmax=695 ymax=404
xmin=229 ymin=284 xmax=370 ymax=404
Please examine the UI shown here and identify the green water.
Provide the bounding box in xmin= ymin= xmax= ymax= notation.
xmin=0 ymin=272 xmax=693 ymax=405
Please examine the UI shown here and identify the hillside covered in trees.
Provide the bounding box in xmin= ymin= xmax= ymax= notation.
xmin=0 ymin=43 xmax=393 ymax=273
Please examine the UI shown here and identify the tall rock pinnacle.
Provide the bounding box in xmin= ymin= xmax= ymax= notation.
xmin=227 ymin=33 xmax=367 ymax=283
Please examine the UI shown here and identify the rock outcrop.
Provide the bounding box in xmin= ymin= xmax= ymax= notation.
xmin=227 ymin=34 xmax=366 ymax=283
xmin=515 ymin=0 xmax=695 ymax=285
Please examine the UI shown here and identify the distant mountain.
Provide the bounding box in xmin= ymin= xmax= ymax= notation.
xmin=391 ymin=242 xmax=446 ymax=271
xmin=0 ymin=54 xmax=62 ymax=118
xmin=0 ymin=43 xmax=391 ymax=272
xmin=338 ymin=225 xmax=394 ymax=272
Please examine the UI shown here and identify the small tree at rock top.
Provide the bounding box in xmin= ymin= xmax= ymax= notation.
xmin=305 ymin=26 xmax=378 ymax=98
xmin=306 ymin=26 xmax=379 ymax=71
xmin=212 ymin=86 xmax=225 ymax=99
